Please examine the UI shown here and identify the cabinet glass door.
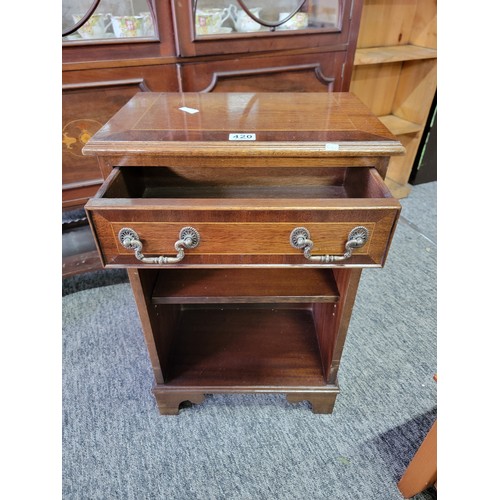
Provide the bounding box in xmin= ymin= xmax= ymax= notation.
xmin=193 ymin=0 xmax=341 ymax=37
xmin=62 ymin=0 xmax=158 ymax=43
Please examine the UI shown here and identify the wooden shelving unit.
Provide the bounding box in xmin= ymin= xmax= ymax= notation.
xmin=350 ymin=0 xmax=437 ymax=198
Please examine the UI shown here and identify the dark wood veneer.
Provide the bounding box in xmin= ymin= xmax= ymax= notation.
xmin=151 ymin=268 xmax=340 ymax=304
xmin=84 ymin=91 xmax=402 ymax=414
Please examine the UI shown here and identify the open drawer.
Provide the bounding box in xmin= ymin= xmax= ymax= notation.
xmin=85 ymin=165 xmax=400 ymax=268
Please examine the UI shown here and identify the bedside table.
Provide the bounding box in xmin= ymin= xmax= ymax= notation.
xmin=84 ymin=92 xmax=403 ymax=415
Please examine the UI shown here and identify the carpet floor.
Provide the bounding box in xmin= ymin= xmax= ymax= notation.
xmin=62 ymin=182 xmax=437 ymax=500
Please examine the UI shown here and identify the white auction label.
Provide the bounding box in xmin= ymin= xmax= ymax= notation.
xmin=229 ymin=133 xmax=256 ymax=141
xmin=179 ymin=106 xmax=199 ymax=114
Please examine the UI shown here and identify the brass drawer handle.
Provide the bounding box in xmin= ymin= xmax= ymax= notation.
xmin=118 ymin=227 xmax=200 ymax=264
xmin=290 ymin=226 xmax=369 ymax=263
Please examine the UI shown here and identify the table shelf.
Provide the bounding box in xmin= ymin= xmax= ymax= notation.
xmin=152 ymin=268 xmax=340 ymax=304
xmin=162 ymin=306 xmax=327 ymax=388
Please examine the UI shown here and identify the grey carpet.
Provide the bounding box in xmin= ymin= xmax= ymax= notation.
xmin=62 ymin=182 xmax=437 ymax=500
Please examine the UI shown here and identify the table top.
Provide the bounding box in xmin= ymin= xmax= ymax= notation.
xmin=82 ymin=92 xmax=404 ymax=157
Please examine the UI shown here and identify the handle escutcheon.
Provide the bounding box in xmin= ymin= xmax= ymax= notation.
xmin=118 ymin=227 xmax=200 ymax=264
xmin=290 ymin=226 xmax=369 ymax=263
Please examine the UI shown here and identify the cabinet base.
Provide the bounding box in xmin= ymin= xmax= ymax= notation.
xmin=152 ymin=386 xmax=339 ymax=415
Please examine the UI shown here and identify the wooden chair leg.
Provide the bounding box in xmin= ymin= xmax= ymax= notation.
xmin=398 ymin=420 xmax=437 ymax=498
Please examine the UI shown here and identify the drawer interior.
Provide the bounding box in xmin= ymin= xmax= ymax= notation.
xmin=102 ymin=166 xmax=393 ymax=200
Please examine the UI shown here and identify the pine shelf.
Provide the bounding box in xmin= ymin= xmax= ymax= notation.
xmin=378 ymin=115 xmax=422 ymax=136
xmin=350 ymin=0 xmax=437 ymax=198
xmin=354 ymin=45 xmax=437 ymax=66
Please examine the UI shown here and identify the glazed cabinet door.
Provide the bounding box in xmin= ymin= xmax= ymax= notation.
xmin=171 ymin=0 xmax=361 ymax=57
xmin=62 ymin=0 xmax=176 ymax=62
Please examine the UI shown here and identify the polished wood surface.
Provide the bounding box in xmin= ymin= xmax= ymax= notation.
xmin=84 ymin=91 xmax=403 ymax=414
xmin=62 ymin=78 xmax=145 ymax=206
xmin=178 ymin=51 xmax=346 ymax=93
xmin=398 ymin=420 xmax=437 ymax=497
xmin=86 ymin=163 xmax=400 ymax=268
xmin=130 ymin=268 xmax=341 ymax=415
xmin=354 ymin=45 xmax=436 ymax=65
xmin=166 ymin=306 xmax=325 ymax=386
xmin=62 ymin=249 xmax=101 ymax=278
xmin=63 ymin=0 xmax=363 ymax=214
xmin=82 ymin=92 xmax=404 ymax=157
xmin=151 ymin=268 xmax=340 ymax=304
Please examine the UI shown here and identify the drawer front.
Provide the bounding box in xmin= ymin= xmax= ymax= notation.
xmin=86 ymin=205 xmax=399 ymax=268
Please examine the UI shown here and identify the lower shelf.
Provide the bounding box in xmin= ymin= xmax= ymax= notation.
xmin=151 ymin=304 xmax=340 ymax=414
xmin=128 ymin=266 xmax=356 ymax=414
xmin=165 ymin=306 xmax=326 ymax=388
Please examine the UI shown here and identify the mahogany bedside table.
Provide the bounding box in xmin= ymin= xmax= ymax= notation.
xmin=84 ymin=92 xmax=404 ymax=415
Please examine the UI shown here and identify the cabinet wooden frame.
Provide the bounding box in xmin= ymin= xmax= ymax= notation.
xmin=171 ymin=0 xmax=362 ymax=58
xmin=83 ymin=92 xmax=403 ymax=415
xmin=62 ymin=68 xmax=180 ymax=209
xmin=62 ymin=0 xmax=176 ymax=63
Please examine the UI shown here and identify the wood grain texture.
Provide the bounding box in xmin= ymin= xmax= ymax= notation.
xmin=162 ymin=306 xmax=326 ymax=387
xmin=62 ymin=68 xmax=179 ymax=207
xmin=82 ymin=92 xmax=404 ymax=157
xmin=97 ymin=154 xmax=391 ymax=172
xmin=356 ymin=0 xmax=418 ymax=48
xmin=86 ymin=164 xmax=400 ymax=268
xmin=179 ymin=52 xmax=345 ymax=93
xmin=87 ymin=209 xmax=398 ymax=268
xmin=82 ymin=90 xmax=403 ymax=414
xmin=127 ymin=269 xmax=181 ymax=385
xmin=392 ymin=59 xmax=437 ymax=125
xmin=151 ymin=268 xmax=340 ymax=304
xmin=386 ymin=134 xmax=422 ymax=186
xmin=354 ymin=45 xmax=436 ymax=66
xmin=379 ymin=115 xmax=422 ymax=135
xmin=97 ymin=165 xmax=394 ymax=198
xmin=350 ymin=0 xmax=436 ymax=196
xmin=350 ymin=63 xmax=403 ymax=117
xmin=410 ymin=0 xmax=437 ymax=49
xmin=62 ymin=0 xmax=364 ymax=226
xmin=328 ymin=268 xmax=363 ymax=384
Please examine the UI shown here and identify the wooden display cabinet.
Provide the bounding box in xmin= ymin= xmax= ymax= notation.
xmin=62 ymin=0 xmax=362 ymax=208
xmin=84 ymin=92 xmax=403 ymax=415
xmin=349 ymin=0 xmax=437 ymax=198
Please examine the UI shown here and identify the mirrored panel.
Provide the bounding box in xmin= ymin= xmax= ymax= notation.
xmin=63 ymin=0 xmax=157 ymax=42
xmin=193 ymin=0 xmax=341 ymax=36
